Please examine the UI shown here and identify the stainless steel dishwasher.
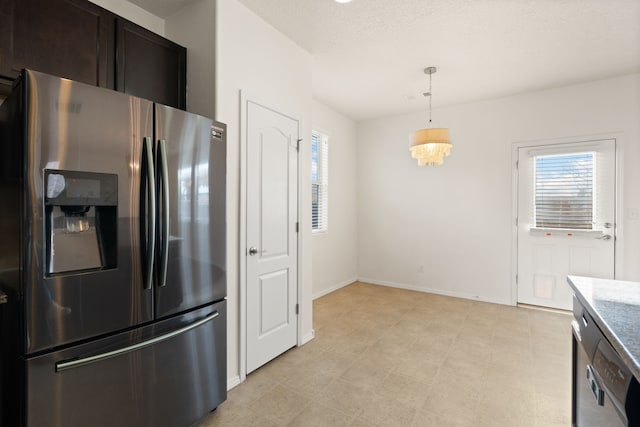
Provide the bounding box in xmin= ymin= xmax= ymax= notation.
xmin=572 ymin=297 xmax=640 ymax=426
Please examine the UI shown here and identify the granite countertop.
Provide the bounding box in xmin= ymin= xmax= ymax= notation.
xmin=567 ymin=275 xmax=640 ymax=381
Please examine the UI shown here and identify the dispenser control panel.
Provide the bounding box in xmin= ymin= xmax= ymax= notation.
xmin=65 ymin=177 xmax=101 ymax=199
xmin=45 ymin=169 xmax=117 ymax=206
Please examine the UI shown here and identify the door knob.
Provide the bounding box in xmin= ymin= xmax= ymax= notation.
xmin=596 ymin=234 xmax=612 ymax=241
xmin=248 ymin=246 xmax=259 ymax=256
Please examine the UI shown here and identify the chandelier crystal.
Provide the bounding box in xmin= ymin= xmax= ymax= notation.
xmin=409 ymin=67 xmax=451 ymax=166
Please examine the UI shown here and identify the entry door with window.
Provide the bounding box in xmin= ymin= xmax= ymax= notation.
xmin=517 ymin=140 xmax=616 ymax=310
xmin=245 ymin=100 xmax=299 ymax=374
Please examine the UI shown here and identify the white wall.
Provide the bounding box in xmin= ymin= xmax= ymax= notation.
xmin=357 ymin=73 xmax=640 ymax=305
xmin=87 ymin=0 xmax=164 ymax=35
xmin=312 ymin=100 xmax=358 ymax=298
xmin=165 ymin=0 xmax=216 ymax=118
xmin=216 ymin=0 xmax=314 ymax=387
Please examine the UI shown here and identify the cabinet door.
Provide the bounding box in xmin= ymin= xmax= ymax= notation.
xmin=116 ymin=19 xmax=186 ymax=110
xmin=0 ymin=0 xmax=14 ymax=95
xmin=10 ymin=0 xmax=114 ymax=89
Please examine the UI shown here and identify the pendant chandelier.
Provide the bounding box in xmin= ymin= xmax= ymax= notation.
xmin=409 ymin=66 xmax=452 ymax=166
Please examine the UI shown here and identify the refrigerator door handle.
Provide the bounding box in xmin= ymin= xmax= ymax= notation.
xmin=158 ymin=139 xmax=169 ymax=287
xmin=142 ymin=137 xmax=156 ymax=290
xmin=55 ymin=311 xmax=219 ymax=372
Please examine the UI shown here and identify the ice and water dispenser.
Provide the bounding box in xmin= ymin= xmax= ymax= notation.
xmin=45 ymin=170 xmax=118 ymax=275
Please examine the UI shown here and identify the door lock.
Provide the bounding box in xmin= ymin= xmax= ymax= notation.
xmin=248 ymin=246 xmax=259 ymax=256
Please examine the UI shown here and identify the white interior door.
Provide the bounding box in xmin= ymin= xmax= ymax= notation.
xmin=517 ymin=139 xmax=616 ymax=310
xmin=245 ymin=101 xmax=299 ymax=374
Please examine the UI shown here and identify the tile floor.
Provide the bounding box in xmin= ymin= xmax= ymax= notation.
xmin=199 ymin=282 xmax=572 ymax=427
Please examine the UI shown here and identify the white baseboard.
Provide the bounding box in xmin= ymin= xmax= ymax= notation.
xmin=300 ymin=329 xmax=315 ymax=345
xmin=227 ymin=375 xmax=241 ymax=391
xmin=312 ymin=277 xmax=358 ymax=300
xmin=357 ymin=277 xmax=511 ymax=306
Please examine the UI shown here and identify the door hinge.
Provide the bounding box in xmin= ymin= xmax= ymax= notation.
xmin=296 ymin=222 xmax=299 ymax=232
xmin=515 ymin=160 xmax=519 ymax=169
xmin=515 ymin=217 xmax=518 ymax=227
xmin=515 ymin=274 xmax=518 ymax=284
xmin=296 ymin=138 xmax=303 ymax=152
xmin=295 ymin=303 xmax=299 ymax=315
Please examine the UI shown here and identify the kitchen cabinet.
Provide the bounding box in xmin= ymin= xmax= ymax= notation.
xmin=0 ymin=0 xmax=187 ymax=110
xmin=0 ymin=0 xmax=15 ymax=94
xmin=116 ymin=19 xmax=187 ymax=110
xmin=0 ymin=0 xmax=115 ymax=95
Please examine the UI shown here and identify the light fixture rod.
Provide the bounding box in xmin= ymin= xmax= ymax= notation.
xmin=424 ymin=66 xmax=437 ymax=128
xmin=428 ymin=71 xmax=432 ymax=127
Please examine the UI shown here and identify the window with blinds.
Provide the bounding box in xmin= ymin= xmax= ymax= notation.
xmin=311 ymin=131 xmax=328 ymax=233
xmin=534 ymin=152 xmax=594 ymax=229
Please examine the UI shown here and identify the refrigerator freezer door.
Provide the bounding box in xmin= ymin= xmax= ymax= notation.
xmin=22 ymin=70 xmax=154 ymax=353
xmin=26 ymin=301 xmax=227 ymax=427
xmin=154 ymin=105 xmax=226 ymax=318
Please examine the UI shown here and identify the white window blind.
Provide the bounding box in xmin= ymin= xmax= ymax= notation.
xmin=311 ymin=131 xmax=328 ymax=233
xmin=534 ymin=152 xmax=594 ymax=229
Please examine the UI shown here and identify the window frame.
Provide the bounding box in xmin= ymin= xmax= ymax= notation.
xmin=311 ymin=130 xmax=329 ymax=234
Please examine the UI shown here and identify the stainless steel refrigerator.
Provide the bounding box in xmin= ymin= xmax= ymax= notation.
xmin=0 ymin=69 xmax=227 ymax=427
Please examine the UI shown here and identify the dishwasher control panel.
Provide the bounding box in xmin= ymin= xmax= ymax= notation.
xmin=593 ymin=340 xmax=631 ymax=403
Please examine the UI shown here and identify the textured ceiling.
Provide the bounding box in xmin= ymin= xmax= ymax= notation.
xmin=133 ymin=0 xmax=640 ymax=121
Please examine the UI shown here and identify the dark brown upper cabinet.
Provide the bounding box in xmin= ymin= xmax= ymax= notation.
xmin=1 ymin=0 xmax=187 ymax=110
xmin=116 ymin=19 xmax=186 ymax=110
xmin=6 ymin=0 xmax=115 ymax=89
xmin=0 ymin=0 xmax=16 ymax=93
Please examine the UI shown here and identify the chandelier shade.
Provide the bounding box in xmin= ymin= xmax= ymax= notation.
xmin=409 ymin=128 xmax=452 ymax=166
